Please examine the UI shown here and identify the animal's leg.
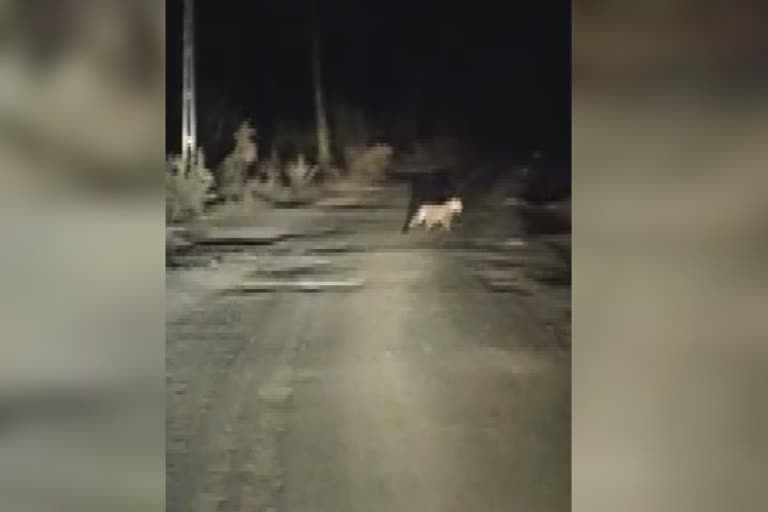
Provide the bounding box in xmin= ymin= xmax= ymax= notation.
xmin=402 ymin=178 xmax=421 ymax=233
xmin=448 ymin=211 xmax=458 ymax=230
xmin=403 ymin=214 xmax=414 ymax=233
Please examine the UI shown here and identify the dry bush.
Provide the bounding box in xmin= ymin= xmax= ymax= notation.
xmin=285 ymin=154 xmax=319 ymax=190
xmin=255 ymin=151 xmax=281 ymax=188
xmin=166 ymin=151 xmax=214 ymax=223
xmin=248 ymin=153 xmax=322 ymax=205
xmin=249 ymin=177 xmax=322 ymax=205
xmin=215 ymin=121 xmax=258 ymax=202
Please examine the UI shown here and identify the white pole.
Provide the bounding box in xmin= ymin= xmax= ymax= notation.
xmin=181 ymin=0 xmax=197 ymax=172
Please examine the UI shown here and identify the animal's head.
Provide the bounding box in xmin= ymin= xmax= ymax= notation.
xmin=447 ymin=197 xmax=463 ymax=214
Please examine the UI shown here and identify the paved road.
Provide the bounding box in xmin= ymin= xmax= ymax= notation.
xmin=167 ymin=181 xmax=570 ymax=512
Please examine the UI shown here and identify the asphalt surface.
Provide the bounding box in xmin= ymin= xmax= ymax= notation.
xmin=166 ymin=180 xmax=571 ymax=512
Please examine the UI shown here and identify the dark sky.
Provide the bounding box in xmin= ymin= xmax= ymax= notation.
xmin=167 ymin=0 xmax=570 ymax=159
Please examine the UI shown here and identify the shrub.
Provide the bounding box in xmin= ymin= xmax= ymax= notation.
xmin=215 ymin=121 xmax=258 ymax=202
xmin=255 ymin=151 xmax=282 ymax=187
xmin=166 ymin=151 xmax=214 ymax=223
xmin=247 ymin=153 xmax=323 ymax=205
xmin=285 ymin=154 xmax=319 ymax=190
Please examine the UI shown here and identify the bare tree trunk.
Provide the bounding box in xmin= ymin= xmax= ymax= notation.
xmin=312 ymin=31 xmax=332 ymax=173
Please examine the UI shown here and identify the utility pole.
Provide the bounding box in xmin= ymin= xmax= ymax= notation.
xmin=311 ymin=19 xmax=331 ymax=172
xmin=181 ymin=0 xmax=197 ymax=174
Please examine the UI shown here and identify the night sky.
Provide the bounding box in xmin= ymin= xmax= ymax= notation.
xmin=167 ymin=0 xmax=570 ymax=163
